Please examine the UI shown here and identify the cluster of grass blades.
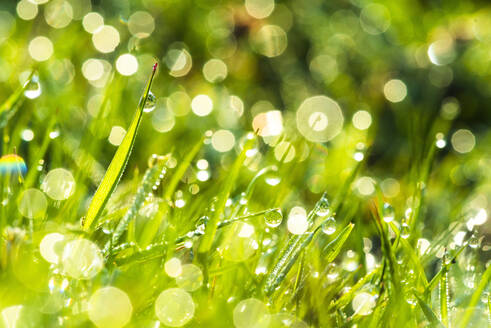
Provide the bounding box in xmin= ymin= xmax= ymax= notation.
xmin=0 ymin=64 xmax=489 ymax=328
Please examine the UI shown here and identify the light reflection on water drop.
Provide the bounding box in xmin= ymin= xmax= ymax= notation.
xmin=144 ymin=92 xmax=157 ymax=113
xmin=264 ymin=209 xmax=283 ymax=228
xmin=321 ymin=216 xmax=336 ymax=235
xmin=24 ymin=75 xmax=42 ymax=99
xmin=316 ymin=197 xmax=330 ymax=217
xmin=382 ymin=203 xmax=395 ymax=223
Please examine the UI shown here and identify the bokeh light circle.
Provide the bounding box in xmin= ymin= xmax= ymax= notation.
xmin=296 ymin=96 xmax=344 ymax=142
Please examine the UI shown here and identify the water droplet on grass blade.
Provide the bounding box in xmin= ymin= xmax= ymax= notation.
xmin=316 ymin=197 xmax=330 ymax=217
xmin=468 ymin=234 xmax=480 ymax=249
xmin=155 ymin=288 xmax=195 ymax=327
xmin=144 ymin=91 xmax=156 ymax=113
xmin=400 ymin=222 xmax=410 ymax=239
xmin=321 ymin=216 xmax=336 ymax=235
xmin=265 ymin=209 xmax=283 ymax=228
xmin=24 ymin=75 xmax=42 ymax=99
xmin=382 ymin=203 xmax=394 ymax=223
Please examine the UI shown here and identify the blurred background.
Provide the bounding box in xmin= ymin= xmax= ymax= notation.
xmin=0 ymin=0 xmax=490 ymax=307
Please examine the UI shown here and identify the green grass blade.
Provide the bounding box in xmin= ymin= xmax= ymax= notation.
xmin=82 ymin=64 xmax=158 ymax=231
xmin=164 ymin=137 xmax=204 ymax=200
xmin=332 ymin=266 xmax=381 ymax=309
xmin=440 ymin=258 xmax=449 ymax=327
xmin=198 ymin=136 xmax=256 ymax=255
xmin=0 ymin=71 xmax=34 ymax=128
xmin=323 ymin=222 xmax=354 ymax=262
xmin=414 ymin=293 xmax=446 ymax=328
xmin=459 ymin=262 xmax=491 ymax=328
xmin=426 ymin=245 xmax=465 ymax=294
xmin=104 ymin=155 xmax=168 ymax=253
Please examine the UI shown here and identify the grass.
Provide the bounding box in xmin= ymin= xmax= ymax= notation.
xmin=0 ymin=2 xmax=490 ymax=328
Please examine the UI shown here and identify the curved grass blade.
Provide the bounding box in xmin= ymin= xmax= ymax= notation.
xmin=459 ymin=262 xmax=491 ymax=328
xmin=198 ymin=136 xmax=256 ymax=255
xmin=414 ymin=293 xmax=445 ymax=328
xmin=263 ymin=221 xmax=354 ymax=296
xmin=0 ymin=71 xmax=34 ymax=128
xmin=104 ymin=155 xmax=168 ymax=254
xmin=82 ymin=64 xmax=158 ymax=231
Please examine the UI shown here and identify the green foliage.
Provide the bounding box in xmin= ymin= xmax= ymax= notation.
xmin=0 ymin=0 xmax=490 ymax=327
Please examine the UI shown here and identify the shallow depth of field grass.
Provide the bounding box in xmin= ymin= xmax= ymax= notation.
xmin=0 ymin=0 xmax=490 ymax=327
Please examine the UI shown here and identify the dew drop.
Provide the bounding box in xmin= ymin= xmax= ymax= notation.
xmin=321 ymin=216 xmax=336 ymax=235
xmin=400 ymin=222 xmax=410 ymax=239
xmin=382 ymin=203 xmax=395 ymax=223
xmin=155 ymin=288 xmax=195 ymax=327
xmin=24 ymin=75 xmax=42 ymax=99
xmin=265 ymin=209 xmax=283 ymax=228
xmin=468 ymin=234 xmax=480 ymax=249
xmin=144 ymin=92 xmax=156 ymax=113
xmin=316 ymin=197 xmax=330 ymax=217
xmin=265 ymin=176 xmax=281 ymax=186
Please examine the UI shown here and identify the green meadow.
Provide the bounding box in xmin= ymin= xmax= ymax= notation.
xmin=0 ymin=0 xmax=489 ymax=327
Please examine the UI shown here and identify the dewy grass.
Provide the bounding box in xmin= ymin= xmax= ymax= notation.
xmin=1 ymin=3 xmax=490 ymax=328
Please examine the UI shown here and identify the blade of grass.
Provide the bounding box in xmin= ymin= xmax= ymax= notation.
xmin=164 ymin=137 xmax=204 ymax=201
xmin=440 ymin=253 xmax=449 ymax=327
xmin=414 ymin=293 xmax=446 ymax=328
xmin=198 ymin=135 xmax=256 ymax=255
xmin=459 ymin=262 xmax=491 ymax=328
xmin=82 ymin=63 xmax=158 ymax=231
xmin=104 ymin=155 xmax=168 ymax=254
xmin=323 ymin=222 xmax=355 ymax=262
xmin=0 ymin=71 xmax=34 ymax=128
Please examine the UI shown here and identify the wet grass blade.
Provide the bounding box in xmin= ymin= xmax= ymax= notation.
xmin=459 ymin=262 xmax=491 ymax=328
xmin=426 ymin=244 xmax=465 ymax=294
xmin=82 ymin=64 xmax=158 ymax=231
xmin=323 ymin=222 xmax=354 ymax=262
xmin=440 ymin=255 xmax=449 ymax=327
xmin=104 ymin=155 xmax=168 ymax=254
xmin=0 ymin=71 xmax=34 ymax=128
xmin=198 ymin=136 xmax=256 ymax=255
xmin=414 ymin=293 xmax=445 ymax=328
